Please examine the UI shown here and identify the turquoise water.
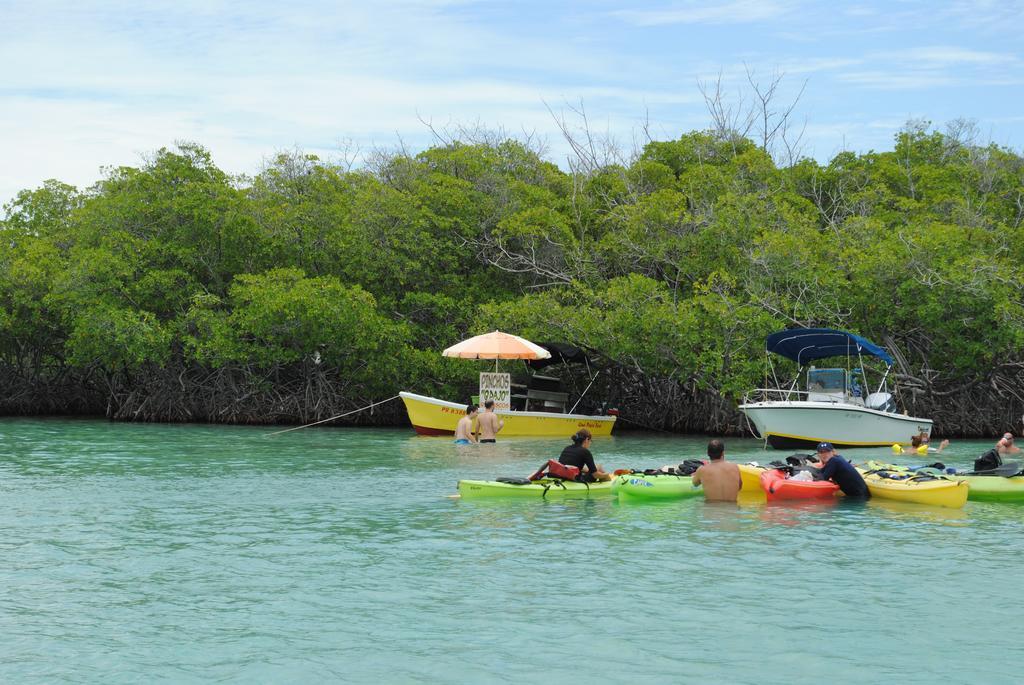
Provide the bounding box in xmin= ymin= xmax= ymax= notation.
xmin=1 ymin=418 xmax=1022 ymax=684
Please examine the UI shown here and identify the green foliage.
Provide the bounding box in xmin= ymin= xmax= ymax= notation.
xmin=66 ymin=304 xmax=171 ymax=370
xmin=2 ymin=179 xmax=82 ymax=241
xmin=188 ymin=268 xmax=406 ymax=367
xmin=3 ymin=121 xmax=1024 ymax=423
xmin=0 ymin=233 xmax=66 ymax=365
xmin=73 ymin=143 xmax=262 ymax=297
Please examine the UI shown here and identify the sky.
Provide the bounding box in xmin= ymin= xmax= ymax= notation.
xmin=1 ymin=0 xmax=1023 ymax=205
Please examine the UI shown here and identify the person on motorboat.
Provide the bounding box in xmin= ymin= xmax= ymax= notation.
xmin=454 ymin=404 xmax=479 ymax=444
xmin=814 ymin=442 xmax=870 ymax=498
xmin=558 ymin=429 xmax=610 ymax=482
xmin=691 ymin=439 xmax=741 ymax=502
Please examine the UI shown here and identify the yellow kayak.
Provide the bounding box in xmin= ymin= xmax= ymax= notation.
xmin=858 ymin=469 xmax=968 ymax=509
xmin=738 ymin=464 xmax=767 ymax=492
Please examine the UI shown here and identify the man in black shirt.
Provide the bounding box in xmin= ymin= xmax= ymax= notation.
xmin=816 ymin=442 xmax=870 ymax=498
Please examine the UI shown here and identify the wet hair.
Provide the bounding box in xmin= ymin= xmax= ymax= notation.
xmin=571 ymin=428 xmax=593 ymax=444
xmin=484 ymin=400 xmax=495 ymax=410
xmin=707 ymin=439 xmax=725 ymax=460
xmin=911 ymin=435 xmax=922 ymax=448
xmin=465 ymin=404 xmax=478 ymax=414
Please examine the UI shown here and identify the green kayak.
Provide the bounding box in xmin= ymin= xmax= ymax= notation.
xmin=457 ymin=478 xmax=615 ymax=498
xmin=613 ymin=473 xmax=703 ymax=501
xmin=960 ymin=475 xmax=1024 ymax=502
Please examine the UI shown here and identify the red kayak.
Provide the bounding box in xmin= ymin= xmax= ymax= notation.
xmin=760 ymin=468 xmax=840 ymax=501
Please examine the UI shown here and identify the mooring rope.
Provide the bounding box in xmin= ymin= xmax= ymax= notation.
xmin=265 ymin=395 xmax=400 ymax=437
xmin=615 ymin=414 xmax=674 ymax=434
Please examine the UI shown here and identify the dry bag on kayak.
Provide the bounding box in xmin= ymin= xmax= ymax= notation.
xmin=678 ymin=459 xmax=705 ymax=475
xmin=974 ymin=448 xmax=1002 ymax=472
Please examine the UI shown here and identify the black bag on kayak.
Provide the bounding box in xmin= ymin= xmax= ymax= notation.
xmin=677 ymin=459 xmax=705 ymax=475
xmin=497 ymin=477 xmax=532 ymax=485
xmin=974 ymin=448 xmax=1002 ymax=472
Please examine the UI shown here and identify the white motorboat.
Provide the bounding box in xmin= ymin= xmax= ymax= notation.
xmin=738 ymin=328 xmax=933 ymax=449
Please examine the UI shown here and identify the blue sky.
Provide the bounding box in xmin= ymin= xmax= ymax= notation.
xmin=1 ymin=0 xmax=1022 ymax=204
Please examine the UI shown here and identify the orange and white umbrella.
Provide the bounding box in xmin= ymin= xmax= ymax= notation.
xmin=442 ymin=330 xmax=551 ymax=360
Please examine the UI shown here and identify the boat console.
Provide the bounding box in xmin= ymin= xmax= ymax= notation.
xmin=510 ymin=374 xmax=570 ymax=412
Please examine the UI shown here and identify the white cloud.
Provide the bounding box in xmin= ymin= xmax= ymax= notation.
xmin=885 ymin=46 xmax=1016 ymax=66
xmin=2 ymin=0 xmax=1022 ymax=203
xmin=611 ymin=1 xmax=793 ymax=26
xmin=838 ymin=71 xmax=960 ymax=90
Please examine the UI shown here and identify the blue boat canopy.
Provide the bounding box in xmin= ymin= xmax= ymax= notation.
xmin=766 ymin=328 xmax=893 ymax=366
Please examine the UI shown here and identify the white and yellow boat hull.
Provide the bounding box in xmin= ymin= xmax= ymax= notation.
xmin=739 ymin=401 xmax=933 ymax=449
xmin=399 ymin=391 xmax=616 ymax=437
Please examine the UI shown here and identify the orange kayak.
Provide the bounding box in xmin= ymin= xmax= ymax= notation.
xmin=760 ymin=468 xmax=840 ymax=501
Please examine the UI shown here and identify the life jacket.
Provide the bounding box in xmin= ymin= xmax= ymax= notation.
xmin=529 ymin=459 xmax=580 ymax=481
xmin=974 ymin=448 xmax=1002 ymax=472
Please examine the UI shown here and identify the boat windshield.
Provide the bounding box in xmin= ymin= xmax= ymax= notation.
xmin=807 ymin=368 xmax=845 ymax=393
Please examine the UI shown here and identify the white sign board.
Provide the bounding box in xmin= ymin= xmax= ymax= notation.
xmin=479 ymin=372 xmax=511 ymax=411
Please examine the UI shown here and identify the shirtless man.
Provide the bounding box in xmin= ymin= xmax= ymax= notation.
xmin=477 ymin=400 xmax=505 ymax=443
xmin=454 ymin=405 xmax=479 ymax=445
xmin=997 ymin=433 xmax=1021 ymax=457
xmin=691 ymin=439 xmax=741 ymax=502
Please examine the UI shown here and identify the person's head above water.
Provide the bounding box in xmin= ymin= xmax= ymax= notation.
xmin=707 ymin=439 xmax=725 ymax=460
xmin=484 ymin=400 xmax=495 ymax=410
xmin=465 ymin=404 xmax=478 ymax=415
xmin=816 ymin=442 xmax=835 ymax=461
xmin=571 ymin=428 xmax=592 ymax=445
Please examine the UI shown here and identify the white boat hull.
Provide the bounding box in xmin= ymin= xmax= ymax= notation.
xmin=738 ymin=401 xmax=933 ymax=449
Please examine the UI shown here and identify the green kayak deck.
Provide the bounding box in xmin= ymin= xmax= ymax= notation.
xmin=613 ymin=474 xmax=702 ymax=501
xmin=457 ymin=478 xmax=615 ymax=498
xmin=960 ymin=475 xmax=1024 ymax=502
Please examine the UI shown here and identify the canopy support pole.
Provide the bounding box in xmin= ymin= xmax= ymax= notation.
xmin=876 ymin=366 xmax=891 ymax=395
xmin=569 ymin=370 xmax=600 ymax=415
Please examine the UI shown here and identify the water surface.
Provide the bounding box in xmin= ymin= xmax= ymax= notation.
xmin=1 ymin=419 xmax=1019 ymax=683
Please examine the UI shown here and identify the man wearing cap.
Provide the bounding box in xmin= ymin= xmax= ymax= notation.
xmin=814 ymin=442 xmax=870 ymax=498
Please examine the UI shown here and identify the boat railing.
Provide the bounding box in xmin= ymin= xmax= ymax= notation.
xmin=742 ymin=388 xmax=852 ymax=405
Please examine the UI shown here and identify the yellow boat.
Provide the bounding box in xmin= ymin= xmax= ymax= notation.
xmin=399 ymin=391 xmax=616 ymax=437
xmin=858 ymin=469 xmax=968 ymax=509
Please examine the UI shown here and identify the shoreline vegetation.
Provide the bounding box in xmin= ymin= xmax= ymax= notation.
xmin=2 ymin=118 xmax=1023 ymax=436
